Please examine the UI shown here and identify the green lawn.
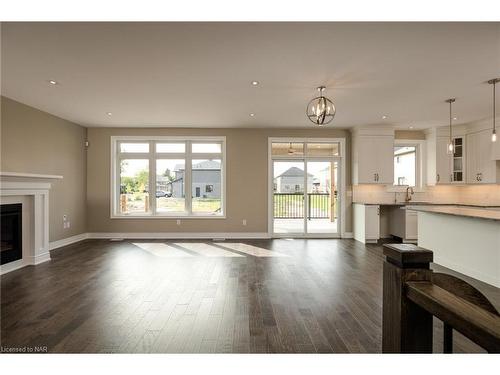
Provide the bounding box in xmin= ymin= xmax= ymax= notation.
xmin=122 ymin=195 xmax=221 ymax=214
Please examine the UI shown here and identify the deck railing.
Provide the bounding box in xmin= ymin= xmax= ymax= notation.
xmin=273 ymin=193 xmax=332 ymax=219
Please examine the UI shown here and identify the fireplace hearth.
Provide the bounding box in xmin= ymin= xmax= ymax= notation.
xmin=1 ymin=203 xmax=22 ymax=265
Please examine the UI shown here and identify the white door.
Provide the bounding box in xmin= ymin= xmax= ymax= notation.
xmin=272 ymin=160 xmax=306 ymax=235
xmin=272 ymin=159 xmax=341 ymax=237
xmin=306 ymin=160 xmax=340 ymax=235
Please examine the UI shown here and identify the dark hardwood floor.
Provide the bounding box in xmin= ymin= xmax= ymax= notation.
xmin=1 ymin=238 xmax=496 ymax=353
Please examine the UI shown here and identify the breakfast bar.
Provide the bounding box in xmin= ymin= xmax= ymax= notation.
xmin=407 ymin=205 xmax=500 ymax=288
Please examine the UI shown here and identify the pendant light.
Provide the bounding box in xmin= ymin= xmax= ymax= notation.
xmin=445 ymin=98 xmax=456 ymax=154
xmin=306 ymin=86 xmax=336 ymax=126
xmin=488 ymin=78 xmax=499 ymax=142
xmin=287 ymin=143 xmax=295 ymax=155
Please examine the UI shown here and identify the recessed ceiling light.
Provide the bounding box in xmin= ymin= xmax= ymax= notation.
xmin=249 ymin=113 xmax=255 ymax=117
xmin=106 ymin=112 xmax=113 ymax=116
xmin=382 ymin=115 xmax=388 ymax=119
xmin=251 ymin=81 xmax=259 ymax=86
xmin=48 ymin=80 xmax=58 ymax=85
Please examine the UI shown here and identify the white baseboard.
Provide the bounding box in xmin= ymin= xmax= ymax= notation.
xmin=49 ymin=233 xmax=90 ymax=250
xmin=26 ymin=252 xmax=51 ymax=265
xmin=0 ymin=259 xmax=25 ymax=275
xmin=49 ymin=231 xmax=355 ymax=251
xmin=87 ymin=232 xmax=271 ymax=240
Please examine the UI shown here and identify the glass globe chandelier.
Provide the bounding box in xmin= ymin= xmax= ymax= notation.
xmin=306 ymin=86 xmax=336 ymax=126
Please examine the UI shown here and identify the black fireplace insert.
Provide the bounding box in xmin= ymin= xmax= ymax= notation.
xmin=1 ymin=203 xmax=23 ymax=265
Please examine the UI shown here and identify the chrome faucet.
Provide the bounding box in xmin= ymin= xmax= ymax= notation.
xmin=405 ymin=186 xmax=414 ymax=202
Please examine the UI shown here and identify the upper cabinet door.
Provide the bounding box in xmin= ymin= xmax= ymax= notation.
xmin=356 ymin=136 xmax=379 ymax=183
xmin=354 ymin=134 xmax=394 ymax=184
xmin=436 ymin=137 xmax=451 ymax=184
xmin=467 ymin=130 xmax=500 ymax=184
xmin=477 ymin=130 xmax=495 ymax=183
xmin=376 ymin=136 xmax=395 ymax=184
xmin=466 ymin=132 xmax=479 ymax=183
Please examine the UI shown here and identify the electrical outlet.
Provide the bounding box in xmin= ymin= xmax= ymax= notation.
xmin=242 ymin=219 xmax=247 ymax=226
xmin=176 ymin=219 xmax=181 ymax=226
xmin=66 ymin=221 xmax=71 ymax=228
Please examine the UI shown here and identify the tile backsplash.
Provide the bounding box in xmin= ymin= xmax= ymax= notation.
xmin=353 ymin=184 xmax=500 ymax=206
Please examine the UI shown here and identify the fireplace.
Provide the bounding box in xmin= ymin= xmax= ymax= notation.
xmin=1 ymin=203 xmax=23 ymax=265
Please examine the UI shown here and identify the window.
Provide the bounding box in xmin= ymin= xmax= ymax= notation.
xmin=394 ymin=145 xmax=417 ymax=187
xmin=271 ymin=141 xmax=340 ymax=157
xmin=112 ymin=137 xmax=225 ymax=217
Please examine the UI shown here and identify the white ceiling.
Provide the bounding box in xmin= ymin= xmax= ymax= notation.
xmin=1 ymin=22 xmax=499 ymax=129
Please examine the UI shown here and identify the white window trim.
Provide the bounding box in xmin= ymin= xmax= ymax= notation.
xmin=110 ymin=136 xmax=226 ymax=219
xmin=388 ymin=139 xmax=426 ymax=192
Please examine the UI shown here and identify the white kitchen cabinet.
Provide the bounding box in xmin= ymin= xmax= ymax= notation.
xmin=451 ymin=136 xmax=466 ymax=183
xmin=353 ymin=203 xmax=380 ymax=243
xmin=387 ymin=206 xmax=418 ymax=243
xmin=466 ymin=129 xmax=500 ymax=184
xmin=404 ymin=210 xmax=418 ymax=240
xmin=426 ymin=128 xmax=452 ymax=185
xmin=436 ymin=137 xmax=452 ymax=184
xmin=352 ymin=130 xmax=394 ymax=184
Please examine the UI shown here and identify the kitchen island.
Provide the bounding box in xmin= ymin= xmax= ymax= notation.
xmin=407 ymin=205 xmax=500 ymax=288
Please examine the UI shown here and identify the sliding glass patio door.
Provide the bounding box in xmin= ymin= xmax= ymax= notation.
xmin=306 ymin=160 xmax=339 ymax=235
xmin=272 ymin=160 xmax=306 ymax=235
xmin=270 ymin=141 xmax=341 ymax=237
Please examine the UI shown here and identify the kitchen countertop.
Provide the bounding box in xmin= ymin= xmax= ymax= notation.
xmin=353 ymin=202 xmax=500 ymax=208
xmin=405 ymin=205 xmax=500 ymax=221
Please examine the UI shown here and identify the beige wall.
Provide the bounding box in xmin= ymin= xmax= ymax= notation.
xmin=1 ymin=97 xmax=87 ymax=241
xmin=87 ymin=127 xmax=352 ymax=234
xmin=395 ymin=130 xmax=426 ymax=140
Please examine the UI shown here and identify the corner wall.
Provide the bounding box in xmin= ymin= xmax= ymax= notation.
xmin=1 ymin=97 xmax=88 ymax=241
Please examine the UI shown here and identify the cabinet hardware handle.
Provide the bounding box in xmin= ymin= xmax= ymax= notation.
xmin=437 ymin=174 xmax=440 ymax=182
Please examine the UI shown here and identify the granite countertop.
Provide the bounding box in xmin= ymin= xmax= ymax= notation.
xmin=405 ymin=205 xmax=500 ymax=221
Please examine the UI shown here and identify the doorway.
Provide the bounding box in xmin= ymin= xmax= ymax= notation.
xmin=269 ymin=139 xmax=343 ymax=238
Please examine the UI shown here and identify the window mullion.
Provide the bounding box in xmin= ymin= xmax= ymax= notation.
xmin=185 ymin=141 xmax=193 ymax=214
xmin=150 ymin=141 xmax=156 ymax=216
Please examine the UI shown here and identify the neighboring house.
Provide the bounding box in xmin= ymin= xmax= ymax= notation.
xmin=166 ymin=160 xmax=221 ymax=198
xmin=274 ymin=166 xmax=313 ymax=193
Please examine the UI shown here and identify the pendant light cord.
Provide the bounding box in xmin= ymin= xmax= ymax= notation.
xmin=449 ymin=100 xmax=452 ymax=142
xmin=494 ymin=80 xmax=496 ymax=134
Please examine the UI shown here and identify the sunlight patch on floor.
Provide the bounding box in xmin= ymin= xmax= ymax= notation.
xmin=132 ymin=242 xmax=193 ymax=257
xmin=173 ymin=242 xmax=244 ymax=257
xmin=217 ymin=242 xmax=288 ymax=257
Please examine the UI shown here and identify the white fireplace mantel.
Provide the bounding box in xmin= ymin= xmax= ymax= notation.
xmin=1 ymin=171 xmax=63 ymax=274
